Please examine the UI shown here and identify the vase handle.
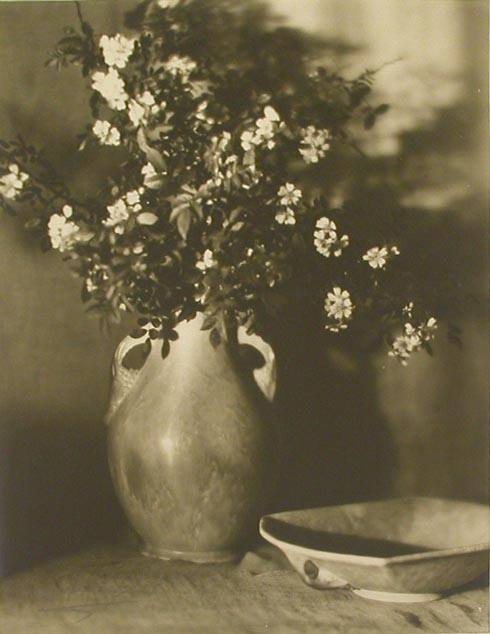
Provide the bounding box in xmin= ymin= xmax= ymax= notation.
xmin=237 ymin=327 xmax=276 ymax=403
xmin=105 ymin=334 xmax=148 ymax=423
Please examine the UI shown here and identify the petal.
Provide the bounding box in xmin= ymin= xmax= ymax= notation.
xmin=264 ymin=106 xmax=280 ymax=122
xmin=137 ymin=212 xmax=158 ymax=226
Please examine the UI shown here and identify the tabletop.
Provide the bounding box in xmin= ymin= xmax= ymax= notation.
xmin=1 ymin=543 xmax=488 ymax=634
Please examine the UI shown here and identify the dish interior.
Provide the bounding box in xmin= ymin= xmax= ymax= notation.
xmin=262 ymin=498 xmax=488 ymax=557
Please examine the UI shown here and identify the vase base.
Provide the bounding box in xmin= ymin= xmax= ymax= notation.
xmin=142 ymin=545 xmax=240 ymax=564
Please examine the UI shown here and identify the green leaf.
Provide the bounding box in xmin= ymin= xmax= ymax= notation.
xmin=136 ymin=128 xmax=167 ymax=171
xmin=374 ymin=103 xmax=390 ymax=115
xmin=363 ymin=112 xmax=376 ymax=130
xmin=422 ymin=341 xmax=434 ymax=356
xmin=137 ymin=212 xmax=159 ymax=226
xmin=80 ymin=19 xmax=94 ymax=39
xmin=81 ymin=284 xmax=91 ymax=303
xmin=121 ymin=341 xmax=151 ymax=370
xmin=191 ymin=201 xmax=203 ymax=220
xmin=349 ymin=84 xmax=371 ymax=107
xmin=228 ymin=207 xmax=243 ymax=224
xmin=144 ymin=173 xmax=166 ymax=190
xmin=210 ymin=327 xmax=221 ymax=348
xmin=24 ymin=218 xmax=41 ymax=230
xmin=161 ymin=338 xmax=170 ymax=359
xmin=130 ymin=328 xmax=147 ymax=339
xmin=176 ymin=208 xmax=192 ymax=240
xmin=200 ymin=314 xmax=216 ymax=331
xmin=243 ymin=150 xmax=256 ymax=166
xmin=58 ymin=35 xmax=83 ymax=48
xmin=238 ymin=344 xmax=265 ymax=370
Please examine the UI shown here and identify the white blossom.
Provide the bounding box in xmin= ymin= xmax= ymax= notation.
xmin=299 ymin=126 xmax=331 ymax=164
xmin=92 ymin=120 xmax=121 ymax=146
xmin=203 ymin=133 xmax=241 ymax=187
xmin=92 ymin=69 xmax=128 ymax=110
xmin=139 ymin=91 xmax=157 ymax=108
xmin=141 ymin=162 xmax=163 ymax=189
xmin=85 ymin=264 xmax=109 ymax=294
xmin=125 ymin=190 xmax=142 ymax=210
xmin=218 ymin=131 xmax=232 ymax=151
xmin=278 ymin=183 xmax=302 ymax=206
xmin=275 ymin=208 xmax=296 ymax=225
xmin=241 ymin=106 xmax=281 ymax=151
xmin=194 ymin=101 xmax=215 ymax=126
xmin=0 ymin=163 xmax=28 ymax=199
xmin=425 ymin=317 xmax=438 ymax=331
xmin=141 ymin=163 xmax=157 ymax=181
xmin=324 ymin=287 xmax=354 ymax=331
xmin=164 ymin=55 xmax=197 ymax=81
xmin=196 ymin=249 xmax=216 ymax=271
xmin=403 ymin=301 xmax=414 ymax=317
xmin=331 ymin=234 xmax=349 ymax=257
xmin=85 ymin=277 xmax=97 ymax=293
xmin=187 ymin=79 xmax=212 ymax=99
xmin=262 ymin=106 xmax=280 ymax=122
xmin=104 ymin=190 xmax=142 ymax=234
xmin=104 ymin=198 xmax=130 ymax=233
xmin=389 ymin=325 xmax=422 ymax=365
xmin=104 ymin=188 xmax=160 ymax=232
xmin=363 ymin=246 xmax=389 ymax=269
xmin=255 ymin=106 xmax=281 ymax=149
xmin=256 ymin=118 xmax=274 ymax=145
xmin=314 ymin=217 xmax=349 ymax=258
xmin=363 ymin=245 xmax=400 ymax=269
xmin=316 ymin=217 xmax=337 ymax=233
xmin=388 ymin=318 xmax=438 ymax=365
xmin=240 ymin=130 xmax=256 ymax=152
xmin=314 ymin=231 xmax=335 ymax=257
xmin=128 ymin=91 xmax=159 ymax=127
xmin=48 ymin=206 xmax=82 ymax=252
xmin=128 ymin=100 xmax=146 ymax=127
xmin=389 ymin=335 xmax=418 ymax=365
xmin=99 ymin=34 xmax=135 ymax=69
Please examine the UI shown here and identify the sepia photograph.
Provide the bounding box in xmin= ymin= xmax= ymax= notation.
xmin=0 ymin=0 xmax=488 ymax=632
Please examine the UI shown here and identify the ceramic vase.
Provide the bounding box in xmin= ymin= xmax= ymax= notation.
xmin=105 ymin=316 xmax=276 ymax=562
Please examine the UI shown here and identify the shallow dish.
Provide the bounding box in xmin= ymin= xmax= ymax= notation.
xmin=259 ymin=497 xmax=489 ymax=602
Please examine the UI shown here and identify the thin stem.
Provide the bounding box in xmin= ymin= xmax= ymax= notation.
xmin=347 ymin=140 xmax=367 ymax=158
xmin=15 ymin=160 xmax=90 ymax=213
xmin=224 ymin=311 xmax=239 ymax=348
xmin=75 ymin=2 xmax=85 ymax=30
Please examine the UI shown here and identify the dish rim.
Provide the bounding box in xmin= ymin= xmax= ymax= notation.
xmin=259 ymin=497 xmax=489 ymax=567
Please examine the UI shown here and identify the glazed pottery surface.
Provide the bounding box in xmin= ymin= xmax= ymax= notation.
xmin=106 ymin=317 xmax=276 ymax=562
xmin=260 ymin=497 xmax=489 ymax=602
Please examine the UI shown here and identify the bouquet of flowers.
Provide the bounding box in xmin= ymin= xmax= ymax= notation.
xmin=0 ymin=0 xmax=441 ymax=365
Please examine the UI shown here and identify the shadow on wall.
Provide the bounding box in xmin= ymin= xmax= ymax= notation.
xmin=272 ymin=332 xmax=397 ymax=512
xmin=0 ymin=215 xmax=131 ymax=579
xmin=0 ymin=417 xmax=126 ymax=578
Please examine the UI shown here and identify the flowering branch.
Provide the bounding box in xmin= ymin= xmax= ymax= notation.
xmin=0 ymin=0 xmax=444 ymax=364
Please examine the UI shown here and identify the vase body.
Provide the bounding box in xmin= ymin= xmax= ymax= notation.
xmin=105 ymin=317 xmax=276 ymax=562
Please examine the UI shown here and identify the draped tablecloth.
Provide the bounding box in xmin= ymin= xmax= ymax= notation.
xmin=1 ymin=544 xmax=488 ymax=633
